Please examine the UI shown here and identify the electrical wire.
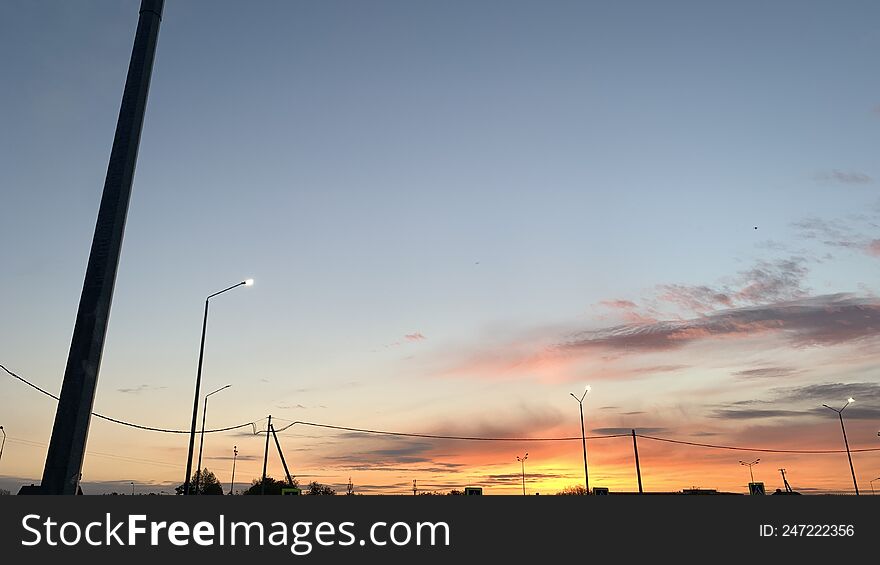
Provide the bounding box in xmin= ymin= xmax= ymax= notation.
xmin=636 ymin=434 xmax=880 ymax=454
xmin=5 ymin=362 xmax=880 ymax=454
xmin=1 ymin=362 xmax=257 ymax=434
xmin=271 ymin=420 xmax=629 ymax=441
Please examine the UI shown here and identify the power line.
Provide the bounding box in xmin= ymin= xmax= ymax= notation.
xmin=636 ymin=434 xmax=880 ymax=454
xmin=1 ymin=363 xmax=257 ymax=434
xmin=5 ymin=436 xmax=181 ymax=469
xmin=6 ymin=363 xmax=880 ymax=454
xmin=276 ymin=422 xmax=880 ymax=453
xmin=273 ymin=420 xmax=628 ymax=441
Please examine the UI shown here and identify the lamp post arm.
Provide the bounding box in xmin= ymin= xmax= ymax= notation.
xmin=207 ymin=282 xmax=245 ymax=300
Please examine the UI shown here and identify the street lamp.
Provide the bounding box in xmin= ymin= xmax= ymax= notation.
xmin=229 ymin=445 xmax=238 ymax=495
xmin=569 ymin=385 xmax=591 ymax=494
xmin=516 ymin=453 xmax=529 ymax=496
xmin=822 ymin=398 xmax=859 ymax=495
xmin=131 ymin=482 xmax=135 ymax=496
xmin=194 ymin=384 xmax=231 ymax=494
xmin=0 ymin=426 xmax=6 ymax=466
xmin=870 ymin=477 xmax=880 ymax=496
xmin=183 ymin=279 xmax=254 ymax=496
xmin=739 ymin=458 xmax=760 ymax=483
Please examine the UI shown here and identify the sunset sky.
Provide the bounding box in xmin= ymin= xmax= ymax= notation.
xmin=2 ymin=0 xmax=879 ymax=495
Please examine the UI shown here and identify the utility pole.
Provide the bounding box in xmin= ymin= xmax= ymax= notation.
xmin=413 ymin=479 xmax=417 ymax=496
xmin=260 ymin=415 xmax=272 ymax=495
xmin=632 ymin=429 xmax=643 ymax=494
xmin=229 ymin=446 xmax=238 ymax=495
xmin=40 ymin=0 xmax=165 ymax=495
xmin=779 ymin=468 xmax=792 ymax=493
xmin=270 ymin=422 xmax=295 ymax=487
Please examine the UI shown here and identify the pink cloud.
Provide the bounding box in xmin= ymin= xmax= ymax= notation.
xmin=440 ymin=294 xmax=880 ymax=383
xmin=600 ymin=300 xmax=638 ymax=310
xmin=404 ymin=332 xmax=426 ymax=342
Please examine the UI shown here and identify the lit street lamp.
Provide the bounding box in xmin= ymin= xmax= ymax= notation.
xmin=229 ymin=445 xmax=238 ymax=495
xmin=569 ymin=385 xmax=591 ymax=494
xmin=822 ymin=398 xmax=859 ymax=496
xmin=194 ymin=384 xmax=231 ymax=494
xmin=516 ymin=453 xmax=529 ymax=496
xmin=183 ymin=279 xmax=253 ymax=496
xmin=739 ymin=458 xmax=760 ymax=483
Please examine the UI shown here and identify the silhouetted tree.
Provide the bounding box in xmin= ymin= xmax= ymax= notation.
xmin=0 ymin=489 xmax=11 ymax=496
xmin=175 ymin=468 xmax=224 ymax=495
xmin=307 ymin=481 xmax=336 ymax=495
xmin=242 ymin=476 xmax=298 ymax=495
xmin=556 ymin=485 xmax=587 ymax=496
xmin=447 ymin=489 xmax=464 ymax=496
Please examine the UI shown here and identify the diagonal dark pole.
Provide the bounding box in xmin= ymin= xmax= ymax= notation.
xmin=271 ymin=424 xmax=295 ymax=487
xmin=837 ymin=412 xmax=859 ymax=495
xmin=632 ymin=429 xmax=643 ymax=494
xmin=40 ymin=0 xmax=164 ymax=495
xmin=578 ymin=401 xmax=588 ymax=493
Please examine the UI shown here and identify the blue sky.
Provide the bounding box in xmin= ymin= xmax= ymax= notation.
xmin=1 ymin=0 xmax=879 ymax=494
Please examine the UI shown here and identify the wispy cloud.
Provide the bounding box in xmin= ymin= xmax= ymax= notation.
xmin=731 ymin=366 xmax=802 ymax=379
xmin=774 ymin=381 xmax=880 ymax=404
xmin=116 ymin=384 xmax=167 ymax=394
xmin=277 ymin=403 xmax=308 ymax=410
xmin=794 ymin=217 xmax=880 ymax=258
xmin=563 ymin=294 xmax=880 ymax=353
xmin=711 ymin=408 xmax=811 ymax=420
xmin=382 ymin=332 xmax=428 ymax=349
xmin=813 ymin=170 xmax=873 ymax=185
xmin=443 ymin=293 xmax=880 ymax=383
xmin=710 ymin=382 xmax=880 ymax=421
xmin=654 ymin=257 xmax=809 ymax=315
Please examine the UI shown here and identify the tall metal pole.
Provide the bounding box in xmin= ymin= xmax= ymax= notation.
xmin=184 ymin=299 xmax=210 ymax=495
xmin=261 ymin=415 xmax=272 ymax=495
xmin=824 ymin=401 xmax=859 ymax=496
xmin=183 ymin=281 xmax=249 ymax=495
xmin=579 ymin=402 xmax=589 ymax=493
xmin=516 ymin=453 xmax=528 ymax=495
xmin=838 ymin=412 xmax=859 ymax=495
xmin=194 ymin=395 xmax=210 ymax=494
xmin=40 ymin=0 xmax=164 ymax=495
xmin=194 ymin=384 xmax=230 ymax=494
xmin=631 ymin=429 xmax=643 ymax=494
xmin=229 ymin=446 xmax=237 ymax=495
xmin=570 ymin=387 xmax=591 ymax=494
xmin=0 ymin=427 xmax=6 ymax=467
